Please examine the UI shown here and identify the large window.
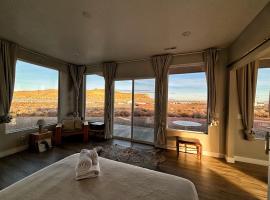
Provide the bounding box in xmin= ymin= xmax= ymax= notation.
xmin=167 ymin=72 xmax=207 ymax=132
xmin=254 ymin=68 xmax=270 ymax=139
xmin=113 ymin=79 xmax=155 ymax=143
xmin=6 ymin=60 xmax=59 ymax=132
xmin=85 ymin=74 xmax=105 ymax=122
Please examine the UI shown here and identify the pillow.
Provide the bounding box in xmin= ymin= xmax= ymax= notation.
xmin=74 ymin=119 xmax=82 ymax=129
xmin=62 ymin=119 xmax=75 ymax=131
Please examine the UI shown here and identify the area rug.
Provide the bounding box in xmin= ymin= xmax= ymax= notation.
xmin=90 ymin=144 xmax=166 ymax=169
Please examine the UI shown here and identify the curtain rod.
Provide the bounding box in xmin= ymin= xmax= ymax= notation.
xmin=20 ymin=46 xmax=207 ymax=66
xmin=227 ymin=36 xmax=270 ymax=68
xmin=94 ymin=48 xmax=223 ymax=65
xmin=21 ymin=45 xmax=224 ymax=66
xmin=19 ymin=46 xmax=68 ymax=65
xmin=116 ymin=50 xmax=205 ymax=64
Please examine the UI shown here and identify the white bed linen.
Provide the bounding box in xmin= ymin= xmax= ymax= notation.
xmin=0 ymin=154 xmax=199 ymax=200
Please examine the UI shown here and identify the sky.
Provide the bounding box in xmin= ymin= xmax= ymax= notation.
xmin=87 ymin=75 xmax=157 ymax=93
xmin=168 ymin=72 xmax=207 ymax=101
xmin=14 ymin=60 xmax=58 ymax=91
xmin=87 ymin=73 xmax=207 ymax=101
xmin=15 ymin=61 xmax=270 ymax=102
xmin=87 ymin=76 xmax=156 ymax=98
xmin=256 ymin=68 xmax=270 ymax=102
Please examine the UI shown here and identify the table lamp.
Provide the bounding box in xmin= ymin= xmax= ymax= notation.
xmin=37 ymin=119 xmax=46 ymax=133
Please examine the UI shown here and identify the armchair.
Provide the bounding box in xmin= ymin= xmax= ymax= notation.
xmin=54 ymin=118 xmax=89 ymax=145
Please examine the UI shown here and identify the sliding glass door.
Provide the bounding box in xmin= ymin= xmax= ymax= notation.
xmin=113 ymin=79 xmax=155 ymax=144
xmin=133 ymin=79 xmax=155 ymax=143
xmin=113 ymin=80 xmax=132 ymax=139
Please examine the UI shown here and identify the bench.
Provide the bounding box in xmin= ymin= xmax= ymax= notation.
xmin=175 ymin=136 xmax=202 ymax=160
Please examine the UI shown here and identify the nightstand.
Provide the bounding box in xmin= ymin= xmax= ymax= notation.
xmin=29 ymin=131 xmax=52 ymax=152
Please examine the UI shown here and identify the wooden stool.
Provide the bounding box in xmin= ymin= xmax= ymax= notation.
xmin=29 ymin=131 xmax=52 ymax=152
xmin=176 ymin=136 xmax=202 ymax=160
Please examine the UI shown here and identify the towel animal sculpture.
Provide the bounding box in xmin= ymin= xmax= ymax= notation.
xmin=75 ymin=149 xmax=100 ymax=180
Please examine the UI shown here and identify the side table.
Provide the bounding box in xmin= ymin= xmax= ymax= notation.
xmin=29 ymin=131 xmax=52 ymax=152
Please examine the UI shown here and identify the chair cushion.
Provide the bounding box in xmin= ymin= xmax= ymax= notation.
xmin=74 ymin=119 xmax=82 ymax=129
xmin=62 ymin=119 xmax=75 ymax=131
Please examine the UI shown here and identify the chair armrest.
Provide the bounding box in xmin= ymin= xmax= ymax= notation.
xmin=54 ymin=123 xmax=62 ymax=145
xmin=82 ymin=122 xmax=89 ymax=143
xmin=56 ymin=123 xmax=62 ymax=128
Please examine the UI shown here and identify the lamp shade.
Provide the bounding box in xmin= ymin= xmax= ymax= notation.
xmin=36 ymin=119 xmax=45 ymax=126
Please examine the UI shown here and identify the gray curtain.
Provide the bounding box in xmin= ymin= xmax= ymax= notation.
xmin=69 ymin=64 xmax=86 ymax=117
xmin=151 ymin=54 xmax=172 ymax=147
xmin=0 ymin=40 xmax=18 ymax=123
xmin=103 ymin=62 xmax=117 ymax=139
xmin=236 ymin=61 xmax=258 ymax=140
xmin=204 ymin=48 xmax=218 ymax=125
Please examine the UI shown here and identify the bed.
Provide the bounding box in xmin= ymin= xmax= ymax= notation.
xmin=0 ymin=154 xmax=199 ymax=200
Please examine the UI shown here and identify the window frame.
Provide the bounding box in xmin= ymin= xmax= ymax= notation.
xmin=253 ymin=66 xmax=270 ymax=140
xmin=112 ymin=77 xmax=156 ymax=145
xmin=167 ymin=65 xmax=208 ymax=134
xmin=5 ymin=58 xmax=60 ymax=134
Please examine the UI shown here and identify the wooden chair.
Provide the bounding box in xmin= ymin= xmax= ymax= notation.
xmin=54 ymin=119 xmax=89 ymax=145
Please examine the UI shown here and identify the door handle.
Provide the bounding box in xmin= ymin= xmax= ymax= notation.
xmin=265 ymin=132 xmax=270 ymax=155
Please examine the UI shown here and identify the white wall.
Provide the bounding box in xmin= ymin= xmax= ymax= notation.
xmin=228 ymin=2 xmax=270 ymax=64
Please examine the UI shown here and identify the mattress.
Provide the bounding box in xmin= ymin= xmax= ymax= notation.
xmin=0 ymin=154 xmax=199 ymax=200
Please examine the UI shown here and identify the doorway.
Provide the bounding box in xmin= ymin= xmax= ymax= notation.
xmin=113 ymin=79 xmax=155 ymax=144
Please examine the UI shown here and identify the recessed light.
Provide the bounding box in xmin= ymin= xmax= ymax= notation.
xmin=82 ymin=11 xmax=91 ymax=19
xmin=182 ymin=31 xmax=191 ymax=37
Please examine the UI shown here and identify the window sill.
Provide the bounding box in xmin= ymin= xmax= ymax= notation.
xmin=6 ymin=123 xmax=57 ymax=135
xmin=254 ymin=137 xmax=265 ymax=141
xmin=166 ymin=128 xmax=208 ymax=135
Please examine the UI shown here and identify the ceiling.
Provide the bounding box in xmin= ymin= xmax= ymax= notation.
xmin=0 ymin=0 xmax=269 ymax=65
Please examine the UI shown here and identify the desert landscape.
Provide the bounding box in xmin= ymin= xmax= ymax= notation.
xmin=7 ymin=89 xmax=58 ymax=131
xmin=6 ymin=89 xmax=270 ymax=138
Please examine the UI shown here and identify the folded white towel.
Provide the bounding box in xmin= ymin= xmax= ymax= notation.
xmin=75 ymin=149 xmax=93 ymax=175
xmin=75 ymin=148 xmax=101 ymax=181
xmin=75 ymin=161 xmax=100 ymax=180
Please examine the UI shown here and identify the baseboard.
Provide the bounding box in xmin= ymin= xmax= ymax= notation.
xmin=234 ymin=156 xmax=268 ymax=166
xmin=0 ymin=145 xmax=29 ymax=158
xmin=202 ymin=151 xmax=224 ymax=158
xmin=225 ymin=155 xmax=235 ymax=163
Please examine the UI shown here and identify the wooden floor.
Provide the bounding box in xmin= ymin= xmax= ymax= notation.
xmin=0 ymin=139 xmax=268 ymax=200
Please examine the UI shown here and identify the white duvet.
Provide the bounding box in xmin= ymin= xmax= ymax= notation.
xmin=0 ymin=154 xmax=199 ymax=200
